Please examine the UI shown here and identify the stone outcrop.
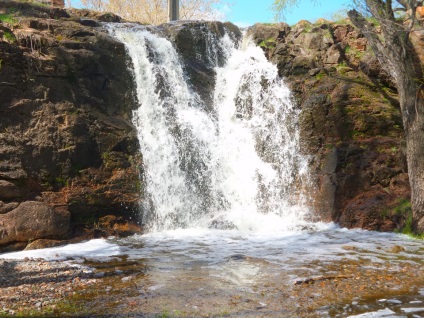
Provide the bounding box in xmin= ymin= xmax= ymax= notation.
xmin=0 ymin=1 xmax=142 ymax=251
xmin=248 ymin=22 xmax=411 ymax=231
xmin=0 ymin=201 xmax=69 ymax=245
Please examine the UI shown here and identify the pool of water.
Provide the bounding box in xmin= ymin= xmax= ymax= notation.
xmin=1 ymin=225 xmax=423 ymax=317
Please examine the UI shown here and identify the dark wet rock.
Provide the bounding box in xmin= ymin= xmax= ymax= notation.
xmin=0 ymin=181 xmax=22 ymax=201
xmin=209 ymin=217 xmax=237 ymax=230
xmin=98 ymin=215 xmax=142 ymax=237
xmin=78 ymin=18 xmax=101 ymax=27
xmin=228 ymin=254 xmax=247 ymax=261
xmin=162 ymin=20 xmax=242 ymax=111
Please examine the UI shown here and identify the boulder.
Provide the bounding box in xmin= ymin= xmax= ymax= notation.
xmin=332 ymin=25 xmax=352 ymax=43
xmin=294 ymin=32 xmax=329 ymax=51
xmin=246 ymin=23 xmax=291 ymax=46
xmin=24 ymin=238 xmax=64 ymax=250
xmin=0 ymin=201 xmax=70 ymax=245
xmin=325 ymin=45 xmax=342 ymax=65
xmin=291 ymin=55 xmax=316 ymax=74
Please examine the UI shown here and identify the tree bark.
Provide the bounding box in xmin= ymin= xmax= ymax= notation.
xmin=406 ymin=89 xmax=424 ymax=232
xmin=348 ymin=4 xmax=424 ymax=233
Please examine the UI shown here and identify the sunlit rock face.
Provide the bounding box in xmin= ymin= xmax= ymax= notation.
xmin=0 ymin=1 xmax=141 ymax=251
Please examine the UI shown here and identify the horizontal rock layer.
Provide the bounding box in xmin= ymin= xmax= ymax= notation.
xmin=0 ymin=1 xmax=142 ymax=251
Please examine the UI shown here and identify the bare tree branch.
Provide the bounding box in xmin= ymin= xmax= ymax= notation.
xmin=81 ymin=0 xmax=230 ymax=24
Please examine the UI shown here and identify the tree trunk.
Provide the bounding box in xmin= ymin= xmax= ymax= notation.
xmin=405 ymin=89 xmax=424 ymax=232
xmin=348 ymin=7 xmax=424 ymax=233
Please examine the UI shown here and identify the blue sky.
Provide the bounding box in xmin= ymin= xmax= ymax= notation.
xmin=71 ymin=0 xmax=353 ymax=26
xmin=225 ymin=0 xmax=354 ymax=26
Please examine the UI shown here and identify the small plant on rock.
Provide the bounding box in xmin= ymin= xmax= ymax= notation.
xmin=4 ymin=31 xmax=16 ymax=42
xmin=0 ymin=13 xmax=16 ymax=24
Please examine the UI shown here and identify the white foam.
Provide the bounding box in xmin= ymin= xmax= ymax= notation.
xmin=0 ymin=228 xmax=422 ymax=279
xmin=401 ymin=307 xmax=424 ymax=313
xmin=347 ymin=308 xmax=396 ymax=317
xmin=0 ymin=239 xmax=120 ymax=261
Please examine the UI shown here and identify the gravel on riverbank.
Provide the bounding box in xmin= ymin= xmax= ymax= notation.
xmin=0 ymin=259 xmax=98 ymax=316
xmin=1 ymin=251 xmax=423 ymax=317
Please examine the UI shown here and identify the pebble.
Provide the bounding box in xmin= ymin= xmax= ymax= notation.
xmin=255 ymin=302 xmax=267 ymax=310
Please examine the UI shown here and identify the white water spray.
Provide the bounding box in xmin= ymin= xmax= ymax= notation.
xmin=108 ymin=24 xmax=311 ymax=233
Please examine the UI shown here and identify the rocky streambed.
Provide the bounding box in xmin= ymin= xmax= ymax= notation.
xmin=0 ymin=229 xmax=423 ymax=317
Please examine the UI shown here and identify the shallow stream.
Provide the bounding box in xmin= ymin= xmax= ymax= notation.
xmin=2 ymin=226 xmax=423 ymax=317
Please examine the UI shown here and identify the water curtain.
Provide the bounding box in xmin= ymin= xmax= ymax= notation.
xmin=108 ymin=23 xmax=311 ymax=232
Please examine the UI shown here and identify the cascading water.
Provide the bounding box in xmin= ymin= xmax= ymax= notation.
xmin=2 ymin=23 xmax=424 ymax=318
xmin=108 ymin=23 xmax=311 ymax=233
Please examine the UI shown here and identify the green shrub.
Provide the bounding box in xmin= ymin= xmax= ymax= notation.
xmin=4 ymin=31 xmax=16 ymax=42
xmin=259 ymin=37 xmax=276 ymax=49
xmin=394 ymin=199 xmax=424 ymax=239
xmin=0 ymin=13 xmax=16 ymax=24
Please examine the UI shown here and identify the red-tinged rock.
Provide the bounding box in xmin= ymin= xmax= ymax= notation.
xmin=0 ymin=201 xmax=70 ymax=245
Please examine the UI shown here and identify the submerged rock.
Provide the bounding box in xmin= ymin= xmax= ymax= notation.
xmin=208 ymin=217 xmax=237 ymax=230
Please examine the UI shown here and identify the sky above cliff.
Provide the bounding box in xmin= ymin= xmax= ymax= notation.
xmin=226 ymin=0 xmax=354 ymax=27
xmin=71 ymin=0 xmax=353 ymax=26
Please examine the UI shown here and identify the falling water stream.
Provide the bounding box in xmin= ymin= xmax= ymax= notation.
xmin=1 ymin=23 xmax=423 ymax=317
xmin=108 ymin=23 xmax=311 ymax=233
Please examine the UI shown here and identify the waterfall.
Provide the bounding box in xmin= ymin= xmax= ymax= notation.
xmin=108 ymin=23 xmax=311 ymax=233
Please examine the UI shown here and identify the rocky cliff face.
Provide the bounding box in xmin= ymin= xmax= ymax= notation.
xmin=248 ymin=21 xmax=411 ymax=232
xmin=0 ymin=1 xmax=415 ymax=251
xmin=0 ymin=1 xmax=141 ymax=251
xmin=0 ymin=1 xmax=243 ymax=251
